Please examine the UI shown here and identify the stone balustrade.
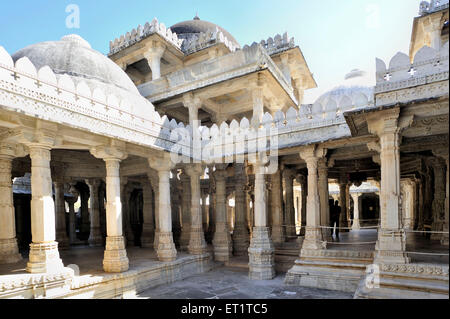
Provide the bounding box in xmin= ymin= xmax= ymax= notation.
xmin=109 ymin=18 xmax=184 ymax=56
xmin=243 ymin=32 xmax=295 ymax=55
xmin=375 ymin=41 xmax=449 ymax=104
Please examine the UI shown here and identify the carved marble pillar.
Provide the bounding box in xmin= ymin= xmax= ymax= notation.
xmin=212 ymin=166 xmax=232 ymax=261
xmin=416 ymin=178 xmax=425 ymax=231
xmin=401 ymin=180 xmax=415 ymax=231
xmin=171 ymin=170 xmax=182 ymax=245
xmin=206 ymin=178 xmax=216 ymax=244
xmin=86 ymin=179 xmax=102 ymax=247
xmin=338 ymin=176 xmax=349 ymax=233
xmin=141 ymin=177 xmax=154 ymax=248
xmin=297 ymin=175 xmax=307 ymax=236
xmin=431 ymin=158 xmax=446 ymax=241
xmin=367 ymin=109 xmax=409 ymax=264
xmin=248 ymin=160 xmax=275 ymax=280
xmin=318 ymin=159 xmax=331 ymax=240
xmin=148 ymin=156 xmax=177 ymax=262
xmin=283 ymin=169 xmax=296 ymax=239
xmin=201 ymin=190 xmax=208 ymax=233
xmin=144 ymin=42 xmax=166 ymax=81
xmin=299 ymin=145 xmax=326 ymax=251
xmin=233 ymin=164 xmax=250 ymax=255
xmin=27 ymin=146 xmax=64 ymax=273
xmin=67 ymin=186 xmax=78 ymax=245
xmin=53 ymin=176 xmax=70 ymax=250
xmin=270 ymin=169 xmax=285 ymax=244
xmin=186 ymin=164 xmax=207 ymax=255
xmin=103 ymin=158 xmax=129 ymax=272
xmin=156 ymin=168 xmax=177 ymax=261
xmin=120 ymin=180 xmax=134 ymax=247
xmin=0 ymin=151 xmax=22 ymax=264
xmin=179 ymin=172 xmax=191 ymax=250
xmin=351 ymin=193 xmax=361 ymax=230
xmin=90 ymin=146 xmax=129 ymax=272
xmin=148 ymin=172 xmax=160 ymax=250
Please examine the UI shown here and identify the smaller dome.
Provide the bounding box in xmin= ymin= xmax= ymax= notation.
xmin=170 ymin=16 xmax=240 ymax=49
xmin=315 ymin=69 xmax=374 ymax=106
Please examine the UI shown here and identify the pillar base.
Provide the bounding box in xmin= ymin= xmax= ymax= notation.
xmin=157 ymin=231 xmax=177 ymax=262
xmin=270 ymin=225 xmax=286 ymax=244
xmin=302 ymin=227 xmax=326 ymax=250
xmin=374 ymin=230 xmax=410 ymax=264
xmin=232 ymin=225 xmax=250 ymax=256
xmin=0 ymin=238 xmax=22 ymax=264
xmin=248 ymin=227 xmax=275 ymax=280
xmin=88 ymin=227 xmax=103 ymax=247
xmin=431 ymin=221 xmax=444 ymax=241
xmin=179 ymin=228 xmax=191 ymax=251
xmin=212 ymin=223 xmax=232 ymax=262
xmin=352 ymin=220 xmax=361 ymax=231
xmin=26 ymin=242 xmax=64 ymax=273
xmin=141 ymin=229 xmax=155 ymax=249
xmin=188 ymin=228 xmax=207 ymax=255
xmin=103 ymin=236 xmax=129 ymax=273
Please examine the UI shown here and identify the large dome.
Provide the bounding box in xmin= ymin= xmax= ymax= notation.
xmin=171 ymin=16 xmax=240 ymax=48
xmin=12 ymin=35 xmax=140 ymax=98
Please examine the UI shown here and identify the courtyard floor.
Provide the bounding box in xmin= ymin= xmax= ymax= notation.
xmin=135 ymin=265 xmax=354 ymax=299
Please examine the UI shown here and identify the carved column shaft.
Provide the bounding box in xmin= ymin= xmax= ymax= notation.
xmin=187 ymin=166 xmax=207 ymax=255
xmin=213 ymin=168 xmax=232 ymax=261
xmin=283 ymin=170 xmax=296 ymax=238
xmin=248 ymin=160 xmax=275 ymax=280
xmin=27 ymin=146 xmax=64 ymax=273
xmin=375 ymin=127 xmax=409 ymax=264
xmin=156 ymin=169 xmax=177 ymax=262
xmin=103 ymin=158 xmax=129 ymax=273
xmin=141 ymin=178 xmax=154 ymax=248
xmin=270 ymin=170 xmax=285 ymax=244
xmin=233 ymin=164 xmax=250 ymax=255
xmin=318 ymin=160 xmax=331 ymax=240
xmin=0 ymin=155 xmax=22 ymax=264
xmin=431 ymin=159 xmax=446 ymax=240
xmin=179 ymin=173 xmax=191 ymax=250
xmin=87 ymin=179 xmax=102 ymax=247
xmin=351 ymin=193 xmax=361 ymax=230
xmin=54 ymin=180 xmax=69 ymax=249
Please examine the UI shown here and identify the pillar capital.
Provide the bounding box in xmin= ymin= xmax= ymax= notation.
xmin=148 ymin=153 xmax=175 ymax=173
xmin=185 ymin=163 xmax=204 ymax=178
xmin=299 ymin=144 xmax=327 ymax=165
xmin=90 ymin=144 xmax=128 ymax=162
xmin=144 ymin=40 xmax=166 ymax=60
xmin=0 ymin=142 xmax=28 ymax=159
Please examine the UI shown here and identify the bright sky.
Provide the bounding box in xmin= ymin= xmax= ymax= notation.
xmin=0 ymin=0 xmax=422 ymax=103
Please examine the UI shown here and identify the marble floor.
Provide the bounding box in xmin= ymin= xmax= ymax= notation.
xmin=135 ymin=265 xmax=354 ymax=299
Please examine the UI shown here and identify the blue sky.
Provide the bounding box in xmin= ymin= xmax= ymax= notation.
xmin=0 ymin=0 xmax=421 ymax=103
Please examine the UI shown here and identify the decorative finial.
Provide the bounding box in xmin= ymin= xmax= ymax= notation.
xmin=194 ymin=12 xmax=200 ymax=20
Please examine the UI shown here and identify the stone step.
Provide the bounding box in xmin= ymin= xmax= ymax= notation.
xmin=296 ymin=259 xmax=370 ymax=271
xmin=379 ymin=276 xmax=448 ymax=295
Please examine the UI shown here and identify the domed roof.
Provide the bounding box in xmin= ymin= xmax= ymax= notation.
xmin=170 ymin=16 xmax=240 ymax=48
xmin=12 ymin=34 xmax=140 ymax=96
xmin=315 ymin=69 xmax=374 ymax=106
